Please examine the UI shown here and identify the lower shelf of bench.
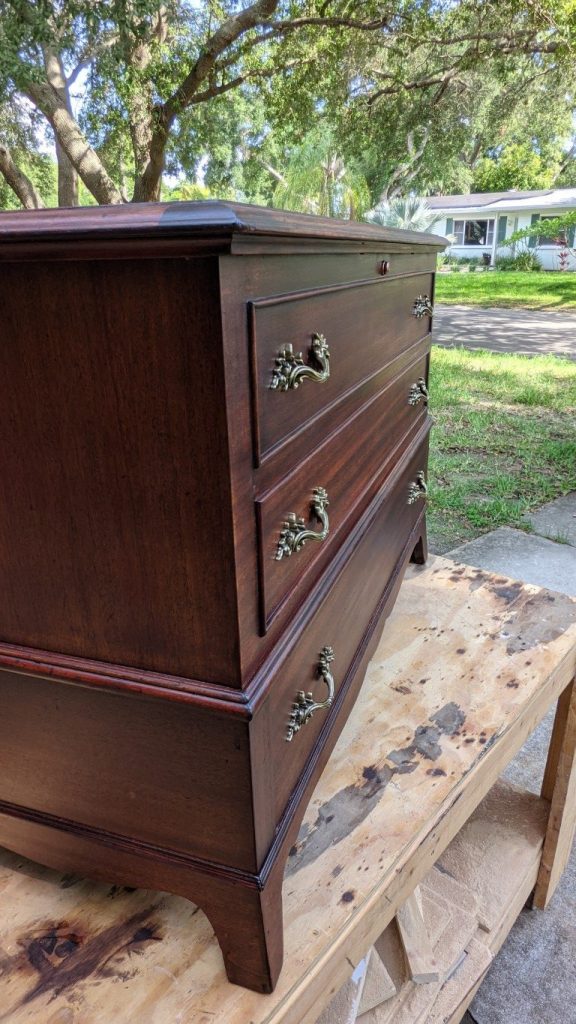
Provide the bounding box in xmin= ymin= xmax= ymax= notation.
xmin=330 ymin=778 xmax=548 ymax=1024
xmin=0 ymin=556 xmax=574 ymax=1024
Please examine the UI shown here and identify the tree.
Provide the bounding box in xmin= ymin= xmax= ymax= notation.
xmin=0 ymin=0 xmax=391 ymax=207
xmin=472 ymin=143 xmax=561 ymax=193
xmin=366 ymin=197 xmax=441 ymax=231
xmin=272 ymin=127 xmax=370 ymax=218
xmin=554 ymin=136 xmax=576 ymax=187
xmin=0 ymin=1 xmax=574 ymax=209
xmin=333 ymin=8 xmax=576 ymax=201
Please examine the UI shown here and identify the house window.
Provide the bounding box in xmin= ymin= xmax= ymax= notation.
xmin=453 ymin=219 xmax=495 ymax=246
xmin=538 ymin=216 xmax=566 ymax=245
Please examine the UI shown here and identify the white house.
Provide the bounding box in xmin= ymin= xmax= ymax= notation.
xmin=427 ymin=188 xmax=576 ymax=270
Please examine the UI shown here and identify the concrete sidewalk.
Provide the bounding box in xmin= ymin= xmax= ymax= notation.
xmin=433 ymin=304 xmax=576 ymax=359
xmin=441 ymin=492 xmax=576 ymax=1024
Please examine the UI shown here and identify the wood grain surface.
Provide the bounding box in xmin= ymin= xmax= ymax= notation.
xmin=0 ymin=256 xmax=240 ymax=685
xmin=255 ymin=350 xmax=429 ymax=632
xmin=250 ymin=273 xmax=433 ymax=460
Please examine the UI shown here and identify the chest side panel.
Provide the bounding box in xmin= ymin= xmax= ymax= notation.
xmin=0 ymin=257 xmax=239 ymax=684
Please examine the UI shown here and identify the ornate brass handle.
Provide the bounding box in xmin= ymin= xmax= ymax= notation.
xmin=275 ymin=486 xmax=329 ymax=560
xmin=408 ymin=378 xmax=429 ymax=406
xmin=412 ymin=295 xmax=434 ymax=319
xmin=270 ymin=333 xmax=330 ymax=391
xmin=407 ymin=471 xmax=428 ymax=505
xmin=286 ymin=646 xmax=335 ymax=742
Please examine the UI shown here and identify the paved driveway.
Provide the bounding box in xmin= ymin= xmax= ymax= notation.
xmin=433 ymin=304 xmax=576 ymax=359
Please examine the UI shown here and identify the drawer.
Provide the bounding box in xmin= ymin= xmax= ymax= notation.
xmin=255 ymin=350 xmax=430 ymax=632
xmin=255 ymin=425 xmax=430 ymax=829
xmin=249 ymin=272 xmax=434 ymax=463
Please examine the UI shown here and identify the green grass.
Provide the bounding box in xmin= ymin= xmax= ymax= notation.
xmin=427 ymin=346 xmax=576 ymax=553
xmin=435 ymin=270 xmax=576 ymax=310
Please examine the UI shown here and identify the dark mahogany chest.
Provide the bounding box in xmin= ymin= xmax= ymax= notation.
xmin=0 ymin=201 xmax=444 ymax=991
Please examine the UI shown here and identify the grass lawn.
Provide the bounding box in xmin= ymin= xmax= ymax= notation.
xmin=427 ymin=346 xmax=576 ymax=553
xmin=435 ymin=270 xmax=576 ymax=310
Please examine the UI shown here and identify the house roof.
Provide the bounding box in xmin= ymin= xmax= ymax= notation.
xmin=426 ymin=190 xmax=553 ymax=209
xmin=427 ymin=189 xmax=576 ymax=214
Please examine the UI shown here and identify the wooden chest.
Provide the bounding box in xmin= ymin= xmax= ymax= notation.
xmin=0 ymin=202 xmax=444 ymax=992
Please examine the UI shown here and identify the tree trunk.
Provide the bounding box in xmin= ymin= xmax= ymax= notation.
xmin=124 ymin=18 xmax=166 ymax=203
xmin=382 ymin=129 xmax=430 ymax=201
xmin=25 ymin=80 xmax=123 ymax=206
xmin=126 ymin=46 xmax=163 ymax=202
xmin=0 ymin=145 xmax=45 ymax=209
xmin=43 ymin=47 xmax=79 ymax=206
xmin=132 ymin=114 xmax=170 ymax=202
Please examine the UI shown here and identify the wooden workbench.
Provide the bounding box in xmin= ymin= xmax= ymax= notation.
xmin=1 ymin=555 xmax=575 ymax=1024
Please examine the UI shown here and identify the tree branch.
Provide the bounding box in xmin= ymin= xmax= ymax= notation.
xmin=258 ymin=157 xmax=286 ymax=185
xmin=133 ymin=0 xmax=280 ymax=201
xmin=163 ymin=0 xmax=280 ymax=122
xmin=134 ymin=0 xmax=397 ymax=201
xmin=368 ymin=73 xmax=459 ymax=104
xmin=261 ymin=15 xmax=392 ymax=32
xmin=381 ymin=127 xmax=430 ymax=200
xmin=402 ymin=29 xmax=537 ymax=48
xmin=189 ymin=59 xmax=299 ymax=105
xmin=24 ymin=79 xmax=123 ymax=205
xmin=557 ymin=136 xmax=576 ymax=176
xmin=367 ymin=25 xmax=561 ymax=107
xmin=0 ymin=143 xmax=45 ymax=209
xmin=43 ymin=45 xmax=78 ymax=205
xmin=67 ymin=32 xmax=119 ymax=87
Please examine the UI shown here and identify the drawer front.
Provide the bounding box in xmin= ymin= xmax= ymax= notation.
xmin=256 ymin=351 xmax=430 ymax=632
xmin=256 ymin=426 xmax=430 ymax=826
xmin=250 ymin=272 xmax=434 ymax=463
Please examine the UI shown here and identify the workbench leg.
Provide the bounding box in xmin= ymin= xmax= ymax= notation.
xmin=410 ymin=520 xmax=428 ymax=565
xmin=533 ymin=677 xmax=576 ymax=909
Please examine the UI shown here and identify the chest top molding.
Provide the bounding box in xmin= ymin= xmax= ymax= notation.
xmin=0 ymin=200 xmax=447 ymax=261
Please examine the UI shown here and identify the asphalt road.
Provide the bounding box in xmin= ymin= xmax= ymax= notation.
xmin=433 ymin=303 xmax=576 ymax=359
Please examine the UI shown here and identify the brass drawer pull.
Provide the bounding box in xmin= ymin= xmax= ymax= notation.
xmin=270 ymin=333 xmax=330 ymax=391
xmin=275 ymin=487 xmax=329 ymax=560
xmin=412 ymin=294 xmax=433 ymax=319
xmin=408 ymin=378 xmax=429 ymax=406
xmin=286 ymin=646 xmax=335 ymax=742
xmin=407 ymin=471 xmax=428 ymax=505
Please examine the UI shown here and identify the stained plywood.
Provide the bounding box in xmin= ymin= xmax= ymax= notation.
xmin=0 ymin=556 xmax=574 ymax=1024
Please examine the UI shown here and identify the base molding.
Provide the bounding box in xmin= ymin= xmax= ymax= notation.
xmin=0 ymin=805 xmax=283 ymax=992
xmin=0 ymin=796 xmax=262 ymax=886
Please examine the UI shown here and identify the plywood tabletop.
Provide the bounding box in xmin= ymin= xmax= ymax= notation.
xmin=1 ymin=556 xmax=575 ymax=1024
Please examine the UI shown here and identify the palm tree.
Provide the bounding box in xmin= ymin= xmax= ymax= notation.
xmin=273 ymin=128 xmax=370 ymax=220
xmin=366 ymin=197 xmax=441 ymax=232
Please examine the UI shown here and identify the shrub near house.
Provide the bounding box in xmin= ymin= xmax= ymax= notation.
xmin=493 ymin=252 xmax=542 ymax=272
xmin=504 ymin=211 xmax=576 ymax=270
